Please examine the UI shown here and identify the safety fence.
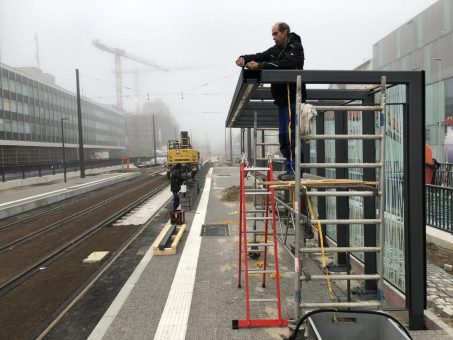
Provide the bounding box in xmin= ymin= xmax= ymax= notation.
xmin=0 ymin=158 xmax=126 ymax=182
xmin=433 ymin=162 xmax=453 ymax=187
xmin=426 ymin=184 xmax=453 ymax=233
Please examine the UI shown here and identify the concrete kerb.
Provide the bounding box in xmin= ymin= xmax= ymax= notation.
xmin=0 ymin=172 xmax=140 ymax=220
xmin=426 ymin=226 xmax=453 ymax=251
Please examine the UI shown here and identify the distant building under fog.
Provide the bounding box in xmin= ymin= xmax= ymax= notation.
xmin=0 ymin=62 xmax=125 ymax=165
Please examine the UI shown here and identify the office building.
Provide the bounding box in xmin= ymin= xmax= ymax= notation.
xmin=0 ymin=62 xmax=125 ymax=165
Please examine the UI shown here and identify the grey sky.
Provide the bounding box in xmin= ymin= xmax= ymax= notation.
xmin=0 ymin=0 xmax=438 ymax=151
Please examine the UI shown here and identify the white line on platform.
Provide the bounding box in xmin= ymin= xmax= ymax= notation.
xmin=86 ymin=188 xmax=173 ymax=340
xmin=153 ymin=167 xmax=213 ymax=340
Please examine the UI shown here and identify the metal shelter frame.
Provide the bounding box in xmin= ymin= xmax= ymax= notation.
xmin=225 ymin=69 xmax=426 ymax=330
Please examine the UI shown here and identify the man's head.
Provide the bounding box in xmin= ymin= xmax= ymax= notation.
xmin=272 ymin=22 xmax=290 ymax=47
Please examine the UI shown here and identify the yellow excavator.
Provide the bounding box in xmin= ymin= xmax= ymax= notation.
xmin=166 ymin=131 xmax=200 ymax=179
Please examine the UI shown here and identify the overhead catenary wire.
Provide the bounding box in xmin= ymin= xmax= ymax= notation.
xmin=79 ymin=71 xmax=235 ymax=100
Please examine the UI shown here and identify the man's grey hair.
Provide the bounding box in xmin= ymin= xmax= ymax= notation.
xmin=277 ymin=22 xmax=290 ymax=34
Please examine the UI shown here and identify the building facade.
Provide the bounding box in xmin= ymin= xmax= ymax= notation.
xmin=373 ymin=0 xmax=453 ymax=162
xmin=0 ymin=62 xmax=125 ymax=165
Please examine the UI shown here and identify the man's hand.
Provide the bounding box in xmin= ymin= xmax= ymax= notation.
xmin=235 ymin=57 xmax=245 ymax=67
xmin=245 ymin=61 xmax=259 ymax=69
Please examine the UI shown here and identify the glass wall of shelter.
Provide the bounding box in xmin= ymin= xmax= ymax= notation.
xmin=373 ymin=0 xmax=453 ymax=162
xmin=310 ymin=85 xmax=407 ymax=291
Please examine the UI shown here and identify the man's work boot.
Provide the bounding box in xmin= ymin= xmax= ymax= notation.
xmin=277 ymin=172 xmax=286 ymax=180
xmin=280 ymin=172 xmax=295 ymax=181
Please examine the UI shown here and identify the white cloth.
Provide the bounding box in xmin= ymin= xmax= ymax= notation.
xmin=299 ymin=103 xmax=318 ymax=140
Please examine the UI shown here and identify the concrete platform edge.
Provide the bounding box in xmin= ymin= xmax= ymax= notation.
xmin=0 ymin=172 xmax=140 ymax=219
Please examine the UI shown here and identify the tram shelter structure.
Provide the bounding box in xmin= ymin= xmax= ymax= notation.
xmin=225 ymin=69 xmax=426 ymax=330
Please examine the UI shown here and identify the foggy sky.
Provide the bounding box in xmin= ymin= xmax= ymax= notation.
xmin=0 ymin=0 xmax=439 ymax=152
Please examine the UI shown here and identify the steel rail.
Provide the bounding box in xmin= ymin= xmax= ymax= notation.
xmin=0 ymin=170 xmax=162 ymax=231
xmin=0 ymin=179 xmax=155 ymax=252
xmin=0 ymin=181 xmax=169 ymax=298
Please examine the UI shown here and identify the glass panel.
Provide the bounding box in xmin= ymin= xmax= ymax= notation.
xmin=2 ymin=77 xmax=9 ymax=91
xmin=11 ymin=120 xmax=18 ymax=133
xmin=8 ymin=78 xmax=15 ymax=93
xmin=377 ymin=85 xmax=406 ymax=291
xmin=3 ymin=98 xmax=10 ymax=111
xmin=4 ymin=118 xmax=11 ymax=132
xmin=348 ymin=108 xmax=364 ymax=261
xmin=10 ymin=100 xmax=16 ymax=113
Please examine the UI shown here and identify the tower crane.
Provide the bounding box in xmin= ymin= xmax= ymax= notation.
xmin=92 ymin=39 xmax=168 ymax=111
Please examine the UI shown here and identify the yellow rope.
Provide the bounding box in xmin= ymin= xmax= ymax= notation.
xmin=304 ymin=188 xmax=336 ymax=302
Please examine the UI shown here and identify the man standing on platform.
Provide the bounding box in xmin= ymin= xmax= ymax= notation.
xmin=235 ymin=22 xmax=307 ymax=181
xmin=170 ymin=163 xmax=185 ymax=211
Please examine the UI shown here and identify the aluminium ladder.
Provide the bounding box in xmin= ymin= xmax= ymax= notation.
xmin=233 ymin=159 xmax=288 ymax=329
xmin=292 ymin=75 xmax=387 ymax=315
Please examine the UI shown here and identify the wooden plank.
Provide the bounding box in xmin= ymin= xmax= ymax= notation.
xmin=152 ymin=222 xmax=187 ymax=256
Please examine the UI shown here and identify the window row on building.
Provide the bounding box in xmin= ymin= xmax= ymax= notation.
xmin=0 ymin=63 xmax=126 ymax=164
xmin=0 ymin=63 xmax=125 ymax=145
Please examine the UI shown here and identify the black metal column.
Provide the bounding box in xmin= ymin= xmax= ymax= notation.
xmin=335 ymin=110 xmax=349 ymax=265
xmin=406 ymin=72 xmax=426 ymax=330
xmin=241 ymin=128 xmax=245 ymax=155
xmin=247 ymin=128 xmax=252 ymax=163
xmin=362 ymin=95 xmax=377 ymax=291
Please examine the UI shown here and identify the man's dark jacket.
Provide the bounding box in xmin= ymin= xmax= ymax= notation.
xmin=242 ymin=32 xmax=307 ymax=106
xmin=170 ymin=166 xmax=185 ymax=192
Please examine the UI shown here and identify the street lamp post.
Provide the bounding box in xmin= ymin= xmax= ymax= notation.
xmin=61 ymin=118 xmax=68 ymax=182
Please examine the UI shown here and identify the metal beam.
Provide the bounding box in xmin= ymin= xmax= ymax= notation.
xmin=259 ymin=69 xmax=420 ymax=84
xmin=405 ymin=71 xmax=426 ymax=330
xmin=252 ymin=87 xmax=370 ymax=101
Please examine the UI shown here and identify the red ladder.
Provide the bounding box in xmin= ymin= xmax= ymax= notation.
xmin=233 ymin=160 xmax=288 ymax=329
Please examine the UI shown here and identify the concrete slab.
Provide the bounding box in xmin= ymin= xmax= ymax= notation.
xmin=426 ymin=226 xmax=453 ymax=251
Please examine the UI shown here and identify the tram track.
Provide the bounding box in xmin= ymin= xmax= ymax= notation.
xmin=0 ymin=171 xmax=171 ymax=339
xmin=0 ymin=175 xmax=168 ymax=296
xmin=0 ymin=167 xmax=163 ymax=233
xmin=0 ymin=179 xmax=155 ymax=252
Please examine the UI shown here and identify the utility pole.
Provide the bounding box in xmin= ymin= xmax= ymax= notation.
xmin=153 ymin=115 xmax=157 ymax=165
xmin=61 ymin=118 xmax=68 ymax=182
xmin=76 ymin=69 xmax=85 ymax=178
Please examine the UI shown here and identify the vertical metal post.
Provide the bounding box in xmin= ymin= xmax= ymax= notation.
xmin=362 ymin=94 xmax=377 ymax=291
xmin=377 ymin=76 xmax=387 ymax=302
xmin=230 ymin=128 xmax=233 ymax=163
xmin=153 ymin=115 xmax=157 ymax=165
xmin=335 ymin=109 xmax=349 ymax=265
xmin=75 ymin=69 xmax=85 ymax=178
xmin=61 ymin=118 xmax=67 ymax=183
xmin=247 ymin=128 xmax=252 ymax=163
xmin=224 ymin=128 xmax=227 ymax=161
xmin=240 ymin=128 xmax=244 ymax=155
xmin=294 ymin=75 xmax=302 ymax=318
xmin=406 ymin=71 xmax=426 ymax=330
